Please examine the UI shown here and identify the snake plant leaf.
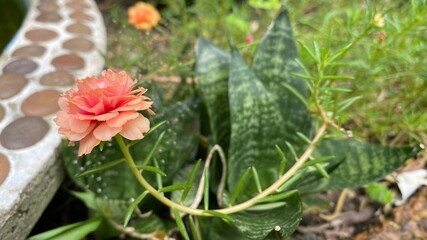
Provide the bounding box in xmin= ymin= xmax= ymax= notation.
xmin=199 ymin=218 xmax=247 ymax=240
xmin=298 ymin=139 xmax=421 ymax=192
xmin=230 ymin=192 xmax=302 ymax=239
xmin=252 ymin=6 xmax=312 ymax=154
xmin=195 ymin=37 xmax=231 ymax=153
xmin=227 ymin=47 xmax=286 ymax=196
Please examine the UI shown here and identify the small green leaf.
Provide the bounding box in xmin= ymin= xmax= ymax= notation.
xmin=135 ymin=165 xmax=167 ymax=176
xmin=75 ymin=158 xmax=125 ymax=178
xmin=28 ymin=216 xmax=102 ymax=240
xmin=141 ymin=131 xmax=166 ymax=166
xmin=189 ymin=216 xmax=200 ymax=240
xmin=159 ymin=184 xmax=189 ymax=193
xmin=181 ymin=160 xmax=202 ymax=203
xmin=366 ymin=182 xmax=393 ymax=204
xmin=123 ymin=191 xmax=149 ymax=227
xmin=229 ymin=167 xmax=252 ymax=205
xmin=247 ymin=202 xmax=288 ymax=211
xmin=298 ymin=40 xmax=319 ymax=63
xmin=285 ymin=141 xmax=298 ymax=161
xmin=296 ymin=132 xmax=312 ymax=145
xmin=204 ymin=210 xmax=234 ymax=224
xmin=282 ymin=82 xmax=310 ymax=109
xmin=153 ymin=158 xmax=163 ymax=190
xmin=275 ymin=145 xmax=287 ymax=175
xmin=172 ymin=208 xmax=190 ymax=240
xmin=251 ymin=167 xmax=262 ymax=193
xmin=143 ymin=120 xmax=167 ymax=138
xmin=300 ymin=156 xmax=335 ymax=168
xmin=99 ymin=141 xmax=105 ymax=151
xmin=278 ymin=169 xmax=308 ymax=192
xmin=313 ymin=163 xmax=330 ymax=179
xmin=257 ymin=189 xmax=299 ymax=203
xmin=337 ymin=96 xmax=363 ymax=113
xmin=323 ymin=75 xmax=354 ymax=81
xmin=68 ymin=191 xmax=98 ymax=211
xmin=171 ymin=164 xmax=202 ymax=207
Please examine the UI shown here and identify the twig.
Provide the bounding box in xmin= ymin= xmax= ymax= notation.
xmin=109 ymin=219 xmax=168 ymax=240
xmin=319 ymin=189 xmax=350 ymax=221
xmin=190 ymin=144 xmax=227 ymax=209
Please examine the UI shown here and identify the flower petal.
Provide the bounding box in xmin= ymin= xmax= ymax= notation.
xmin=78 ymin=133 xmax=101 ymax=156
xmin=93 ymin=122 xmax=122 ymax=141
xmin=68 ymin=117 xmax=91 ymax=133
xmin=120 ymin=115 xmax=150 ymax=140
xmin=106 ymin=112 xmax=139 ymax=128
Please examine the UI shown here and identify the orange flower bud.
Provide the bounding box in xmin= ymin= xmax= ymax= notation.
xmin=128 ymin=2 xmax=161 ymax=31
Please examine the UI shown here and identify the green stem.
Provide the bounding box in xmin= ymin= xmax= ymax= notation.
xmin=115 ymin=135 xmax=209 ymax=216
xmin=115 ymin=123 xmax=327 ymax=216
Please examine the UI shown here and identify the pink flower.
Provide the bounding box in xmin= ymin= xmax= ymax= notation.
xmin=54 ymin=69 xmax=154 ymax=156
xmin=245 ymin=35 xmax=254 ymax=43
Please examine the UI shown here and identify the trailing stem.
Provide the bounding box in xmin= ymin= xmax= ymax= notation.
xmin=116 ymin=122 xmax=328 ymax=217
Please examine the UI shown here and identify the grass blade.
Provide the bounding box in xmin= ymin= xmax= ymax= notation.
xmin=248 ymin=202 xmax=288 ymax=211
xmin=141 ymin=131 xmax=166 ymax=166
xmin=172 ymin=208 xmax=190 ymax=240
xmin=159 ymin=184 xmax=189 ymax=193
xmin=275 ymin=144 xmax=287 ymax=175
xmin=285 ymin=141 xmax=298 ymax=161
xmin=75 ymin=158 xmax=124 ymax=178
xmin=188 ymin=216 xmax=200 ymax=240
xmin=229 ymin=167 xmax=252 ymax=205
xmin=314 ymin=163 xmax=330 ymax=179
xmin=282 ymin=83 xmax=309 ymax=109
xmin=257 ymin=189 xmax=299 ymax=203
xmin=135 ymin=165 xmax=167 ymax=176
xmin=203 ymin=210 xmax=233 ymax=224
xmin=181 ymin=159 xmax=202 ymax=203
xmin=251 ymin=166 xmax=262 ymax=193
xmin=123 ymin=191 xmax=149 ymax=227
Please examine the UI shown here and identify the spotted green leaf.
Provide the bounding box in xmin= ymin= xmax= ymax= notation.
xmin=195 ymin=37 xmax=231 ymax=153
xmin=230 ymin=192 xmax=302 ymax=239
xmin=252 ymin=6 xmax=313 ymax=154
xmin=227 ymin=47 xmax=287 ymax=195
xmin=298 ymin=139 xmax=421 ymax=192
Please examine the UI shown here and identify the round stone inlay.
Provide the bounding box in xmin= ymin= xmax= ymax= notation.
xmin=63 ymin=38 xmax=94 ymax=52
xmin=3 ymin=58 xmax=38 ymax=75
xmin=66 ymin=23 xmax=91 ymax=35
xmin=22 ymin=90 xmax=61 ymax=116
xmin=36 ymin=12 xmax=62 ymax=22
xmin=0 ymin=105 xmax=4 ymax=122
xmin=66 ymin=1 xmax=89 ymax=10
xmin=37 ymin=2 xmax=59 ymax=12
xmin=25 ymin=28 xmax=58 ymax=42
xmin=0 ymin=73 xmax=28 ymax=99
xmin=12 ymin=45 xmax=46 ymax=57
xmin=40 ymin=71 xmax=75 ymax=86
xmin=0 ymin=116 xmax=50 ymax=150
xmin=51 ymin=54 xmax=85 ymax=71
xmin=70 ymin=11 xmax=94 ymax=21
xmin=0 ymin=153 xmax=10 ymax=186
